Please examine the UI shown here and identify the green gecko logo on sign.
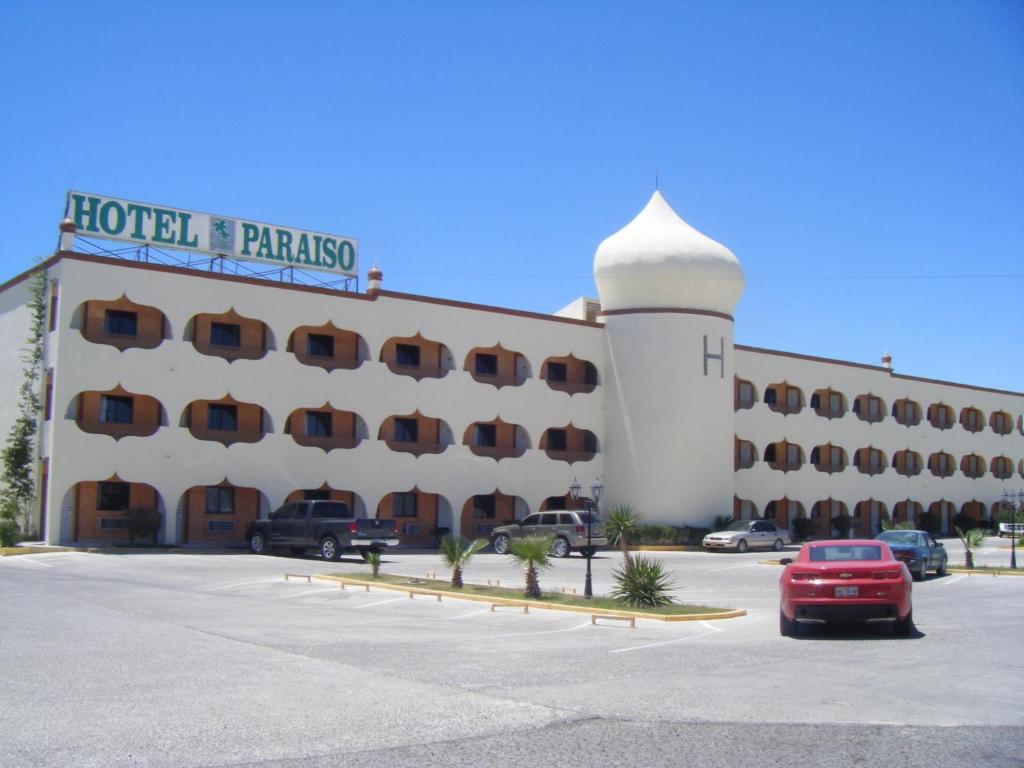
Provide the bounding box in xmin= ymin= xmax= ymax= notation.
xmin=66 ymin=192 xmax=358 ymax=277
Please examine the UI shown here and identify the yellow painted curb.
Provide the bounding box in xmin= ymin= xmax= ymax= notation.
xmin=0 ymin=546 xmax=69 ymax=556
xmin=315 ymin=574 xmax=745 ymax=622
xmin=947 ymin=567 xmax=1024 ymax=577
xmin=759 ymin=559 xmax=786 ymax=566
xmin=626 ymin=545 xmax=704 ymax=552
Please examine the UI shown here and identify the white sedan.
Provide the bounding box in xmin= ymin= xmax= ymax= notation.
xmin=703 ymin=520 xmax=791 ymax=552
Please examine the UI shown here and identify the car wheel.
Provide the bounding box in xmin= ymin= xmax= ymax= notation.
xmin=249 ymin=532 xmax=268 ymax=555
xmin=773 ymin=539 xmax=784 ymax=551
xmin=552 ymin=537 xmax=571 ymax=558
xmin=779 ymin=609 xmax=796 ymax=637
xmin=894 ymin=609 xmax=914 ymax=637
xmin=936 ymin=557 xmax=947 ymax=577
xmin=493 ymin=534 xmax=510 ymax=555
xmin=319 ymin=536 xmax=340 ymax=562
xmin=289 ymin=547 xmax=305 ymax=556
xmin=914 ymin=562 xmax=927 ymax=582
xmin=736 ymin=539 xmax=749 ymax=553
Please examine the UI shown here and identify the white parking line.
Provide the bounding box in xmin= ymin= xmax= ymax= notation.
xmin=356 ymin=597 xmax=407 ymax=609
xmin=493 ymin=621 xmax=591 ymax=639
xmin=710 ymin=562 xmax=761 ymax=572
xmin=0 ymin=555 xmax=52 ymax=568
xmin=444 ymin=609 xmax=494 ymax=620
xmin=610 ymin=628 xmax=721 ymax=654
xmin=205 ymin=579 xmax=281 ymax=591
xmin=274 ymin=587 xmax=340 ymax=599
xmin=940 ymin=575 xmax=968 ymax=587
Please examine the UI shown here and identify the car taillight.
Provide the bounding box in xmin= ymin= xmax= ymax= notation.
xmin=872 ymin=569 xmax=901 ymax=580
xmin=790 ymin=571 xmax=814 ymax=581
xmin=576 ymin=526 xmax=585 ymax=535
xmin=349 ymin=522 xmax=359 ymax=534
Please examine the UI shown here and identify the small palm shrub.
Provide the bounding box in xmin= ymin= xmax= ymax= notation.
xmin=438 ymin=534 xmax=487 ymax=588
xmin=365 ymin=550 xmax=382 ymax=577
xmin=955 ymin=526 xmax=985 ymax=569
xmin=792 ymin=517 xmax=815 ymax=541
xmin=605 ymin=505 xmax=641 ymax=565
xmin=611 ymin=556 xmax=676 ymax=608
xmin=507 ymin=535 xmax=554 ymax=598
xmin=712 ymin=514 xmax=732 ymax=532
xmin=832 ymin=513 xmax=853 ymax=538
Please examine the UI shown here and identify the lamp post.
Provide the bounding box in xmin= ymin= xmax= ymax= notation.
xmin=1003 ymin=489 xmax=1022 ymax=570
xmin=569 ymin=477 xmax=603 ymax=599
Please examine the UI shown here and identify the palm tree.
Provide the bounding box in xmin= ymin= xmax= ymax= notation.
xmin=438 ymin=534 xmax=488 ymax=588
xmin=605 ymin=505 xmax=641 ymax=566
xmin=955 ymin=526 xmax=985 ymax=569
xmin=507 ymin=535 xmax=554 ymax=598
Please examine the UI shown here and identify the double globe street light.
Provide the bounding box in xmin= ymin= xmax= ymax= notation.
xmin=569 ymin=477 xmax=603 ymax=599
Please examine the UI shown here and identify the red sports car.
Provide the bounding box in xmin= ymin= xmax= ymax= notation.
xmin=779 ymin=539 xmax=913 ymax=637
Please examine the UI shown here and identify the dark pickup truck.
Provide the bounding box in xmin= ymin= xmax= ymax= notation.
xmin=246 ymin=500 xmax=399 ymax=561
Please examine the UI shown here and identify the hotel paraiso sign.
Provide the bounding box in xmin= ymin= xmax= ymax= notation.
xmin=66 ymin=191 xmax=358 ymax=278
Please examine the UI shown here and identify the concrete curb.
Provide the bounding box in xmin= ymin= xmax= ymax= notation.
xmin=946 ymin=567 xmax=1024 ymax=577
xmin=315 ymin=574 xmax=746 ymax=623
xmin=0 ymin=546 xmax=71 ymax=557
xmin=626 ymin=545 xmax=705 ymax=552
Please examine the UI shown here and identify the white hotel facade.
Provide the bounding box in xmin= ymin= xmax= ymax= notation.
xmin=1 ymin=191 xmax=1021 ymax=546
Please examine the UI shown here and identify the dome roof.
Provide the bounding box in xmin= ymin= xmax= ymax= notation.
xmin=593 ymin=191 xmax=744 ymax=315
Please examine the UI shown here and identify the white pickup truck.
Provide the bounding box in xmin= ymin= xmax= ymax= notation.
xmin=998 ymin=522 xmax=1024 ymax=538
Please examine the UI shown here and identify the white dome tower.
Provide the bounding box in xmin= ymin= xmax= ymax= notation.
xmin=594 ymin=191 xmax=744 ymax=526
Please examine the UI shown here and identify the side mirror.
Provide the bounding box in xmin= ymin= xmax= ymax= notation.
xmin=780 ymin=557 xmax=793 ymax=565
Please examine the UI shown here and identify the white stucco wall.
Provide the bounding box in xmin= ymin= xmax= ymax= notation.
xmin=601 ymin=313 xmax=736 ymax=526
xmin=40 ymin=257 xmax=606 ymax=544
xmin=734 ymin=347 xmax=1024 ymax=528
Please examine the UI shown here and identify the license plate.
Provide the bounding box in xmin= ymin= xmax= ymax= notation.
xmin=835 ymin=586 xmax=859 ymax=598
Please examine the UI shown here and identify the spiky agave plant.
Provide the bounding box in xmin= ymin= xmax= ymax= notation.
xmin=507 ymin=535 xmax=554 ymax=599
xmin=605 ymin=505 xmax=641 ymax=566
xmin=955 ymin=526 xmax=986 ymax=569
xmin=611 ymin=556 xmax=677 ymax=608
xmin=438 ymin=534 xmax=488 ymax=588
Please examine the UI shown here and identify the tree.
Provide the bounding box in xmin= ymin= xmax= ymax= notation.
xmin=955 ymin=526 xmax=985 ymax=569
xmin=1 ymin=267 xmax=46 ymax=539
xmin=605 ymin=505 xmax=641 ymax=566
xmin=438 ymin=534 xmax=487 ymax=588
xmin=507 ymin=535 xmax=554 ymax=599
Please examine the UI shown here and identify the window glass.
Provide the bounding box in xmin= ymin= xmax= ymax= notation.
xmin=521 ymin=514 xmax=540 ymax=526
xmin=546 ymin=362 xmax=567 ymax=382
xmin=305 ymin=411 xmax=333 ymax=438
xmin=764 ymin=388 xmax=777 ymax=405
xmin=868 ymin=398 xmax=880 ymax=417
xmin=786 ymin=388 xmax=800 ymax=411
xmin=396 ymin=344 xmax=420 ymax=367
xmin=392 ymin=493 xmax=418 ymax=518
xmin=786 ymin=444 xmax=800 ymax=465
xmin=738 ymin=382 xmax=753 ymax=407
xmin=546 ymin=429 xmax=567 ymax=452
xmin=312 ymin=502 xmax=349 ymax=519
xmin=210 ymin=322 xmax=241 ymax=348
xmin=829 ymin=393 xmax=842 ymax=414
xmin=97 ymin=481 xmax=130 ymax=511
xmin=207 ymin=404 xmax=238 ymax=431
xmin=809 ymin=545 xmax=882 ymax=561
xmin=583 ymin=362 xmax=598 ymax=386
xmin=204 ymin=486 xmax=235 ymax=515
xmin=100 ymin=395 xmax=133 ymax=424
xmin=307 ymin=333 xmax=334 ymax=358
xmin=304 ymin=489 xmax=330 ymax=501
xmin=394 ymin=418 xmax=419 ymax=443
xmin=539 ymin=513 xmax=557 ymax=525
xmin=104 ymin=309 xmax=138 ymax=336
xmin=558 ymin=513 xmax=573 ymax=525
xmin=474 ymin=423 xmax=497 ymax=447
xmin=474 ymin=353 xmax=498 ymax=376
xmin=473 ymin=495 xmax=496 ymax=519
xmin=289 ymin=503 xmax=308 ymax=519
xmin=270 ymin=504 xmax=294 ymax=520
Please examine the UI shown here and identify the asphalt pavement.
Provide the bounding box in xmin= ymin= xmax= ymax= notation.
xmin=0 ymin=539 xmax=1021 ymax=768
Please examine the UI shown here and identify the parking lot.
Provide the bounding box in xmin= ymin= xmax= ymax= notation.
xmin=1 ymin=540 xmax=1022 ymax=767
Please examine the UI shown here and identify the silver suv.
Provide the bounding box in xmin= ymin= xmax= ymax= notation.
xmin=491 ymin=511 xmax=608 ymax=558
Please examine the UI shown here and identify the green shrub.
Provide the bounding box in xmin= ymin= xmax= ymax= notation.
xmin=0 ymin=518 xmax=21 ymax=547
xmin=712 ymin=514 xmax=732 ymax=532
xmin=123 ymin=508 xmax=160 ymax=544
xmin=792 ymin=517 xmax=814 ymax=541
xmin=832 ymin=514 xmax=853 ymax=538
xmin=681 ymin=526 xmax=710 ymax=544
xmin=611 ymin=556 xmax=676 ymax=608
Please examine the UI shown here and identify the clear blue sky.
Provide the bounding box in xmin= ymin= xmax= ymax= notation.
xmin=2 ymin=1 xmax=1022 ymax=390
